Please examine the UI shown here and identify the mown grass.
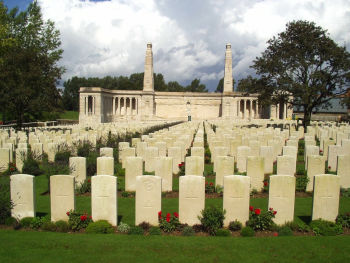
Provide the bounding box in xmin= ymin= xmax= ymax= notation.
xmin=0 ymin=230 xmax=349 ymax=263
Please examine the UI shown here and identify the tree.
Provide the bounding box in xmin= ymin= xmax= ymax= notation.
xmin=186 ymin=78 xmax=207 ymax=92
xmin=0 ymin=1 xmax=64 ymax=127
xmin=215 ymin=77 xmax=235 ymax=92
xmin=252 ymin=20 xmax=350 ymax=127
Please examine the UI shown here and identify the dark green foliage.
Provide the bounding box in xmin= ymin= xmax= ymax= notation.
xmin=310 ymin=219 xmax=343 ymax=236
xmin=86 ymin=220 xmax=114 ymax=234
xmin=296 ymin=176 xmax=309 ymax=191
xmin=41 ymin=221 xmax=57 ymax=232
xmin=228 ymin=220 xmax=242 ymax=231
xmin=159 ymin=212 xmax=180 ymax=233
xmin=0 ymin=176 xmax=12 ymax=224
xmin=30 ymin=216 xmax=46 ymax=229
xmin=240 ymin=226 xmax=255 ymax=237
xmin=20 ymin=217 xmax=34 ymax=228
xmin=55 ymin=220 xmax=69 ymax=232
xmin=86 ymin=152 xmax=98 ymax=177
xmin=75 ymin=178 xmax=91 ymax=194
xmin=246 ymin=207 xmax=276 ymax=231
xmin=215 ymin=229 xmax=231 ymax=237
xmin=115 ymin=163 xmax=125 ymax=177
xmin=204 ymin=148 xmax=211 ymax=164
xmin=278 ymin=226 xmax=293 ymax=236
xmin=22 ymin=157 xmax=42 ymax=176
xmin=54 ymin=151 xmax=71 ymax=165
xmin=336 ymin=212 xmax=350 ymax=228
xmin=4 ymin=217 xmax=17 ymax=226
xmin=181 ymin=226 xmax=195 ymax=236
xmin=138 ymin=221 xmax=151 ymax=232
xmin=149 ymin=227 xmax=161 ymax=235
xmin=199 ymin=206 xmax=225 ymax=235
xmin=128 ymin=226 xmax=144 ymax=235
xmin=251 ymin=20 xmax=350 ymax=128
xmin=77 ymin=142 xmax=94 ymax=157
xmin=284 ymin=221 xmax=310 ymax=232
xmin=296 ymin=164 xmax=305 ymax=176
xmin=67 ymin=210 xmax=92 ymax=231
xmin=340 ymin=188 xmax=350 ymax=198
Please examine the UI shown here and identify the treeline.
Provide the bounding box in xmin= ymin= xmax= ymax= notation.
xmin=62 ymin=73 xmax=207 ymax=111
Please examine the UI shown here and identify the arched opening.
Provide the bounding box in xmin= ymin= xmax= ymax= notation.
xmin=88 ymin=96 xmax=93 ymax=115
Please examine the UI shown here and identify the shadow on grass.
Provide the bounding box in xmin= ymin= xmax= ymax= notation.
xmin=298 ymin=215 xmax=312 ymax=224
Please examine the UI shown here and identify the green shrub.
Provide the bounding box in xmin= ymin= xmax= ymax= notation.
xmin=41 ymin=221 xmax=57 ymax=232
xmin=117 ymin=222 xmax=130 ymax=233
xmin=278 ymin=226 xmax=293 ymax=236
xmin=138 ymin=221 xmax=151 ymax=232
xmin=199 ymin=206 xmax=225 ymax=235
xmin=159 ymin=211 xmax=180 ymax=233
xmin=22 ymin=158 xmax=42 ymax=176
xmin=205 ymin=182 xmax=215 ymax=194
xmin=296 ymin=176 xmax=309 ymax=191
xmin=241 ymin=226 xmax=255 ymax=237
xmin=54 ymin=151 xmax=71 ymax=165
xmin=182 ymin=226 xmax=195 ymax=236
xmin=77 ymin=142 xmax=93 ymax=157
xmin=216 ymin=228 xmax=231 ymax=237
xmin=149 ymin=227 xmax=161 ymax=235
xmin=20 ymin=217 xmax=34 ymax=228
xmin=336 ymin=212 xmax=350 ymax=228
xmin=67 ymin=210 xmax=92 ymax=231
xmin=75 ymin=178 xmax=91 ymax=194
xmin=310 ymin=219 xmax=343 ymax=236
xmin=86 ymin=152 xmax=98 ymax=177
xmin=86 ymin=220 xmax=114 ymax=234
xmin=55 ymin=220 xmax=69 ymax=232
xmin=246 ymin=207 xmax=276 ymax=231
xmin=128 ymin=226 xmax=144 ymax=235
xmin=0 ymin=176 xmax=12 ymax=224
xmin=340 ymin=188 xmax=350 ymax=198
xmin=4 ymin=217 xmax=17 ymax=226
xmin=228 ymin=220 xmax=242 ymax=231
xmin=30 ymin=217 xmax=46 ymax=229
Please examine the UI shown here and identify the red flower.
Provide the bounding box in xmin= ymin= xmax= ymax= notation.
xmin=173 ymin=212 xmax=179 ymax=218
xmin=264 ymin=181 xmax=268 ymax=186
xmin=249 ymin=206 xmax=254 ymax=212
xmin=166 ymin=213 xmax=171 ymax=218
xmin=269 ymin=207 xmax=273 ymax=211
xmin=80 ymin=215 xmax=87 ymax=221
xmin=89 ymin=216 xmax=92 ymax=219
xmin=254 ymin=209 xmax=261 ymax=215
xmin=273 ymin=232 xmax=278 ymax=237
xmin=166 ymin=217 xmax=170 ymax=222
xmin=320 ymin=150 xmax=323 ymax=153
xmin=66 ymin=211 xmax=70 ymax=216
xmin=10 ymin=168 xmax=14 ymax=172
xmin=210 ymin=182 xmax=213 ymax=186
xmin=273 ymin=211 xmax=277 ymax=215
xmin=158 ymin=211 xmax=162 ymax=218
xmin=88 ymin=179 xmax=91 ymax=183
xmin=328 ymin=166 xmax=331 ymax=169
xmin=205 ymin=182 xmax=208 ymax=185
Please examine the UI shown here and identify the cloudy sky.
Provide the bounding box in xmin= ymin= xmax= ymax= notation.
xmin=4 ymin=0 xmax=350 ymax=91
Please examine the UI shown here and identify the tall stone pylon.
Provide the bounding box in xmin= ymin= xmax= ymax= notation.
xmin=223 ymin=43 xmax=233 ymax=93
xmin=143 ymin=43 xmax=154 ymax=92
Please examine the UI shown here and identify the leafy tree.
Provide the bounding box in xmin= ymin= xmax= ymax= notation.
xmin=0 ymin=1 xmax=64 ymax=127
xmin=252 ymin=20 xmax=350 ymax=127
xmin=186 ymin=78 xmax=208 ymax=92
xmin=168 ymin=81 xmax=184 ymax=92
xmin=215 ymin=77 xmax=235 ymax=92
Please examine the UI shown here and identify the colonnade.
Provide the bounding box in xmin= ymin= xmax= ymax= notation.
xmin=83 ymin=96 xmax=95 ymax=115
xmin=112 ymin=96 xmax=140 ymax=116
xmin=236 ymin=98 xmax=260 ymax=119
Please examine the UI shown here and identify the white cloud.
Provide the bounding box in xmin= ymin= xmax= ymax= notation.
xmin=37 ymin=0 xmax=350 ymax=91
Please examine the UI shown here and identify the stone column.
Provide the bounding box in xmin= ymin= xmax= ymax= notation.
xmin=276 ymin=103 xmax=280 ymax=119
xmin=112 ymin=97 xmax=115 ymax=115
xmin=237 ymin=99 xmax=240 ymax=118
xmin=284 ymin=103 xmax=287 ymax=119
xmin=256 ymin=100 xmax=259 ymax=119
xmin=85 ymin=96 xmax=88 ymax=115
xmin=143 ymin=43 xmax=154 ymax=92
xmin=223 ymin=43 xmax=233 ymax=93
xmin=243 ymin=99 xmax=246 ymax=119
xmin=249 ymin=99 xmax=253 ymax=119
xmin=117 ymin=97 xmax=121 ymax=115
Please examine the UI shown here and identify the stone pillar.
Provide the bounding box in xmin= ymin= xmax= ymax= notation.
xmin=243 ymin=99 xmax=246 ymax=119
xmin=284 ymin=103 xmax=287 ymax=119
xmin=85 ymin=96 xmax=88 ymax=115
xmin=112 ymin=97 xmax=115 ymax=115
xmin=143 ymin=43 xmax=154 ymax=92
xmin=223 ymin=43 xmax=233 ymax=93
xmin=256 ymin=100 xmax=259 ymax=119
xmin=249 ymin=99 xmax=253 ymax=119
xmin=118 ymin=97 xmax=121 ymax=115
xmin=276 ymin=103 xmax=280 ymax=119
xmin=237 ymin=99 xmax=240 ymax=118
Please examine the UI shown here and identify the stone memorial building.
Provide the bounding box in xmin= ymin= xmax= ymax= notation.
xmin=79 ymin=43 xmax=292 ymax=124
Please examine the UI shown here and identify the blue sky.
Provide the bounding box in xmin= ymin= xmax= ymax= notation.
xmin=3 ymin=0 xmax=350 ymax=91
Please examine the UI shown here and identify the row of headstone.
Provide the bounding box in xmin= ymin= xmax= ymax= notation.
xmin=10 ymin=173 xmax=340 ymax=226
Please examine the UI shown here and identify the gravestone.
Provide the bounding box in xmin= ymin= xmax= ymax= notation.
xmin=16 ymin=148 xmax=28 ymax=173
xmin=155 ymin=157 xmax=173 ymax=192
xmin=50 ymin=175 xmax=75 ymax=222
xmin=91 ymin=175 xmax=117 ymax=226
xmin=100 ymin=147 xmax=114 ymax=157
xmin=120 ymin=147 xmax=136 ymax=168
xmin=223 ymin=175 xmax=250 ymax=226
xmin=236 ymin=146 xmax=251 ymax=173
xmin=259 ymin=146 xmax=273 ymax=174
xmin=191 ymin=147 xmax=204 ymax=159
xmin=268 ymin=175 xmax=295 ymax=225
xmin=337 ymin=155 xmax=350 ymax=188
xmin=168 ymin=146 xmax=182 ymax=174
xmin=10 ymin=174 xmax=35 ymax=220
xmin=135 ymin=175 xmax=161 ymax=225
xmin=304 ymin=145 xmax=319 ymax=168
xmin=69 ymin=157 xmax=86 ymax=186
xmin=179 ymin=175 xmax=205 ymax=226
xmin=306 ymin=155 xmax=325 ymax=192
xmin=0 ymin=148 xmax=10 ymax=172
xmin=97 ymin=157 xmax=114 ymax=176
xmin=277 ymin=155 xmax=295 ymax=176
xmin=328 ymin=145 xmax=341 ymax=172
xmin=125 ymin=157 xmax=143 ymax=191
xmin=215 ymin=156 xmax=234 ymax=187
xmin=144 ymin=147 xmax=159 ymax=172
xmin=247 ymin=156 xmax=265 ymax=191
xmin=312 ymin=174 xmax=340 ymax=222
xmin=185 ymin=156 xmax=204 ymax=176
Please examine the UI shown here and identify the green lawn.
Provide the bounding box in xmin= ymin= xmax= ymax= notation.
xmin=0 ymin=230 xmax=349 ymax=263
xmin=58 ymin=111 xmax=79 ymax=120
